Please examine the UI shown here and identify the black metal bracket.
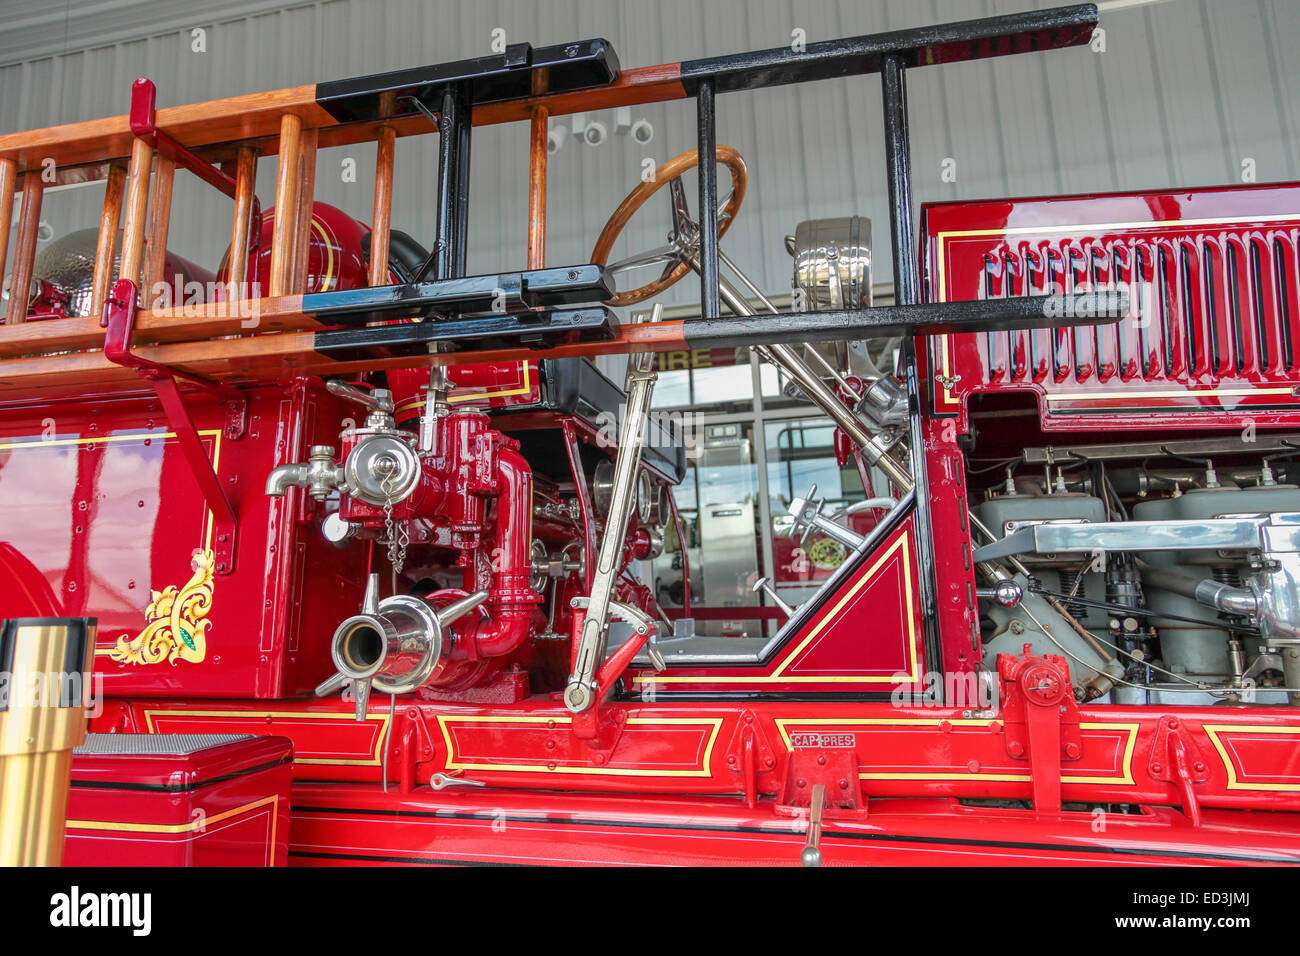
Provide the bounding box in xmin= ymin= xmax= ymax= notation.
xmin=318 ymin=39 xmax=621 ymax=283
xmin=432 ymin=83 xmax=473 ymax=281
xmin=101 ymin=278 xmax=242 ymax=574
xmin=302 ymin=264 xmax=613 ymax=324
xmin=316 ymin=39 xmax=621 ymax=124
xmin=680 ymin=293 xmax=1127 ymax=350
xmin=695 ymin=79 xmax=720 ymax=320
xmin=314 ymin=306 xmax=616 ymax=362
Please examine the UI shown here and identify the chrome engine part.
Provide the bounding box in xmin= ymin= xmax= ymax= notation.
xmin=317 ymin=574 xmax=489 ymax=721
xmin=1132 ymin=483 xmax=1300 ymax=681
xmin=973 ymin=468 xmax=1300 ymax=704
xmin=982 ymin=572 xmax=1123 ymax=698
xmin=974 ymin=490 xmax=1111 ymax=633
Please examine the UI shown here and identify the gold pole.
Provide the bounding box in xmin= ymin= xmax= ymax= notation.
xmin=0 ymin=618 xmax=96 ymax=866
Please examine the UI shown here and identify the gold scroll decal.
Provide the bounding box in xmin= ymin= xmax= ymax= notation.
xmin=111 ymin=550 xmax=215 ymax=665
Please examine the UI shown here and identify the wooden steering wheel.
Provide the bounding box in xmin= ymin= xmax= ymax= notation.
xmin=590 ymin=146 xmax=748 ymax=307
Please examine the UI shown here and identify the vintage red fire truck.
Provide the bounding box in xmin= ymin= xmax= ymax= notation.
xmin=2 ymin=2 xmax=1300 ymax=866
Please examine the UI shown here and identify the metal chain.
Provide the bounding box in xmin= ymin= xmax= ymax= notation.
xmin=381 ymin=472 xmax=407 ymax=575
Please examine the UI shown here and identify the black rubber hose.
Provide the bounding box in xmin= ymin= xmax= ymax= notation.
xmin=359 ymin=229 xmax=430 ymax=285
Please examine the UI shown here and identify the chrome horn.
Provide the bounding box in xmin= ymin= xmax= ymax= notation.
xmin=316 ymin=573 xmax=489 ymax=720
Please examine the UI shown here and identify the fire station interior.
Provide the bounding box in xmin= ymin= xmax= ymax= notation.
xmin=7 ymin=0 xmax=1300 ymax=877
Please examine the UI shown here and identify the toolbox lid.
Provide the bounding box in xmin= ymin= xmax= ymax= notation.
xmin=70 ymin=733 xmax=294 ymax=792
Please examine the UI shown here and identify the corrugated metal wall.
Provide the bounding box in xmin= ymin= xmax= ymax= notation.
xmin=1 ymin=0 xmax=1297 ymax=305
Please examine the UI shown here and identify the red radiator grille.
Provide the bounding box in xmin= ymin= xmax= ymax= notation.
xmin=923 ymin=183 xmax=1300 ymax=431
xmin=978 ymin=230 xmax=1300 ymax=383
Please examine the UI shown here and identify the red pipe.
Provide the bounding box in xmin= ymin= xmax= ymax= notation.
xmin=471 ymin=448 xmax=541 ymax=658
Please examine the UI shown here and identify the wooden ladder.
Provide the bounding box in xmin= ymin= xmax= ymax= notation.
xmin=0 ymin=49 xmax=682 ymax=402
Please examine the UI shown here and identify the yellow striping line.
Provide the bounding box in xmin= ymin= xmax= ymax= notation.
xmin=436 ymin=714 xmax=723 ymax=777
xmin=1204 ymin=724 xmax=1300 ymax=791
xmin=639 ymin=532 xmax=920 ymax=685
xmin=143 ymin=708 xmax=391 ymax=766
xmin=772 ymin=718 xmax=1138 ymax=785
xmin=67 ymin=794 xmax=278 ymax=839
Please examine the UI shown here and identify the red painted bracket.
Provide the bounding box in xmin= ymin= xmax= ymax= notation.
xmin=594 ymin=627 xmax=651 ymax=700
xmin=1147 ymin=715 xmax=1211 ymax=827
xmin=571 ymin=607 xmax=653 ymax=741
xmin=130 ymin=78 xmax=261 ymax=251
xmin=574 ymin=705 xmax=626 ymax=752
xmin=101 ymin=278 xmax=242 ymax=575
xmin=997 ymin=644 xmax=1082 ymax=815
xmin=397 ymin=706 xmax=438 ymax=793
xmin=777 ymin=745 xmax=865 ymax=816
xmin=832 ymin=374 xmax=867 ymax=467
xmin=725 ymin=710 xmax=778 ymax=809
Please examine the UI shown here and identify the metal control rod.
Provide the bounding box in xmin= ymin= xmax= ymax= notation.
xmin=801 ymin=783 xmax=826 ymax=867
xmin=688 ymin=244 xmax=1037 ymax=603
xmin=691 ymin=243 xmax=1048 ymax=619
xmin=685 ymin=247 xmax=914 ymax=492
xmin=564 ymin=305 xmax=663 ymax=713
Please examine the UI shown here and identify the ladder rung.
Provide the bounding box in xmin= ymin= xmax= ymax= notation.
xmin=0 ymin=297 xmax=314 ymax=360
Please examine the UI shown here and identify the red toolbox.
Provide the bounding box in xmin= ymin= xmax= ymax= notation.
xmin=63 ymin=733 xmax=293 ymax=866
